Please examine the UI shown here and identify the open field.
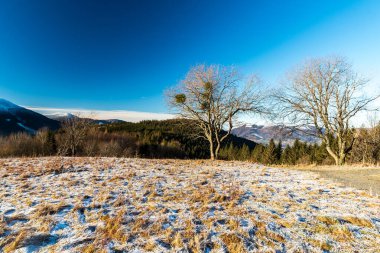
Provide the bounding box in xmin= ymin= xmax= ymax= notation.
xmin=1 ymin=158 xmax=380 ymax=252
xmin=284 ymin=165 xmax=380 ymax=196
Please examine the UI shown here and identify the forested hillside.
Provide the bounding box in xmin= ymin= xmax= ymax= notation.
xmin=0 ymin=119 xmax=261 ymax=159
xmin=98 ymin=119 xmax=260 ymax=159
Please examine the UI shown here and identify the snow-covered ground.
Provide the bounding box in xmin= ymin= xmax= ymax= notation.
xmin=0 ymin=157 xmax=379 ymax=252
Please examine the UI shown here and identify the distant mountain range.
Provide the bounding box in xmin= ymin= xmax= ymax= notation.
xmin=45 ymin=112 xmax=125 ymax=125
xmin=0 ymin=99 xmax=125 ymax=135
xmin=231 ymin=124 xmax=321 ymax=146
xmin=0 ymin=98 xmax=60 ymax=135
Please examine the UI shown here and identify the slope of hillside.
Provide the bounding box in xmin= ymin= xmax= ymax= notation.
xmin=0 ymin=157 xmax=379 ymax=252
xmin=101 ymin=119 xmax=261 ymax=159
xmin=0 ymin=99 xmax=60 ymax=135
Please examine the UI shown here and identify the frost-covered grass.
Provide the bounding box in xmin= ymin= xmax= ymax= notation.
xmin=0 ymin=157 xmax=379 ymax=252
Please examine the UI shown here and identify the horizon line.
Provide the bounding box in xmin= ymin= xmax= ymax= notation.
xmin=25 ymin=106 xmax=175 ymax=123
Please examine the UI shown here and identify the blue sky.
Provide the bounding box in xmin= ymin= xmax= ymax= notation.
xmin=0 ymin=0 xmax=379 ymax=121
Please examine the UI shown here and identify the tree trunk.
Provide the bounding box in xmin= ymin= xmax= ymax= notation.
xmin=325 ymin=145 xmax=347 ymax=166
xmin=338 ymin=152 xmax=346 ymax=166
xmin=215 ymin=142 xmax=221 ymax=160
xmin=210 ymin=150 xmax=215 ymax=160
xmin=209 ymin=140 xmax=215 ymax=160
xmin=326 ymin=145 xmax=339 ymax=165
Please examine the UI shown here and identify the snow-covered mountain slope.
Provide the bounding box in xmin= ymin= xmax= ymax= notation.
xmin=44 ymin=112 xmax=125 ymax=125
xmin=232 ymin=124 xmax=321 ymax=146
xmin=44 ymin=112 xmax=76 ymax=119
xmin=0 ymin=98 xmax=60 ymax=135
xmin=0 ymin=98 xmax=21 ymax=111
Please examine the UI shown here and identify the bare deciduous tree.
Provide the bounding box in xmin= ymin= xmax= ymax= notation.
xmin=58 ymin=114 xmax=92 ymax=156
xmin=167 ymin=64 xmax=267 ymax=160
xmin=276 ymin=57 xmax=378 ymax=165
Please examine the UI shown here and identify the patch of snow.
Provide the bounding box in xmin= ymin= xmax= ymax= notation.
xmin=17 ymin=123 xmax=36 ymax=134
xmin=251 ymin=133 xmax=264 ymax=139
xmin=51 ymin=221 xmax=70 ymax=233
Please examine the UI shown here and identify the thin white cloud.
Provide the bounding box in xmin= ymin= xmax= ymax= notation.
xmin=26 ymin=106 xmax=175 ymax=122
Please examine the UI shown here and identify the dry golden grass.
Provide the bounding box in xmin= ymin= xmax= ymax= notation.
xmin=33 ymin=202 xmax=70 ymax=217
xmin=277 ymin=219 xmax=294 ymax=228
xmin=1 ymin=157 xmax=379 ymax=252
xmin=80 ymin=244 xmax=98 ymax=253
xmin=97 ymin=211 xmax=128 ymax=244
xmin=171 ymin=232 xmax=184 ymax=249
xmin=308 ymin=238 xmax=333 ymax=251
xmin=220 ymin=233 xmax=247 ymax=253
xmin=316 ymin=216 xmax=339 ymax=226
xmin=2 ymin=230 xmax=28 ymax=253
xmin=341 ymin=216 xmax=374 ymax=227
xmin=34 ymin=215 xmax=55 ymax=233
xmin=278 ymin=163 xmax=380 ymax=171
xmin=143 ymin=240 xmax=156 ymax=251
xmin=187 ymin=233 xmax=207 ymax=252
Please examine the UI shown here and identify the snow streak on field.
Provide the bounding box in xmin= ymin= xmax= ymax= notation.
xmin=0 ymin=158 xmax=379 ymax=252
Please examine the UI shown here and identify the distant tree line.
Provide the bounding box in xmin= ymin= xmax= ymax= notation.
xmin=219 ymin=139 xmax=330 ymax=165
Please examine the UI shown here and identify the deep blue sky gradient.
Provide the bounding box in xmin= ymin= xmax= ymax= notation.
xmin=0 ymin=0 xmax=379 ymax=112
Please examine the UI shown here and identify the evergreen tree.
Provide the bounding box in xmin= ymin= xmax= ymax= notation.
xmin=239 ymin=144 xmax=250 ymax=161
xmin=227 ymin=143 xmax=236 ymax=160
xmin=281 ymin=144 xmax=295 ymax=165
xmin=314 ymin=142 xmax=329 ymax=164
xmin=292 ymin=139 xmax=303 ymax=163
xmin=251 ymin=145 xmax=264 ymax=163
xmin=218 ymin=145 xmax=228 ymax=160
xmin=275 ymin=140 xmax=282 ymax=164
xmin=46 ymin=130 xmax=57 ymax=155
xmin=263 ymin=139 xmax=277 ymax=164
